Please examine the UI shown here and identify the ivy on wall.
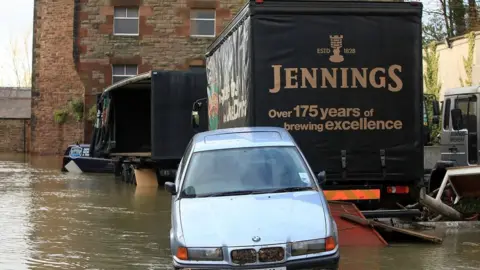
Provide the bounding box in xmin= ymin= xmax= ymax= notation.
xmin=53 ymin=109 xmax=68 ymax=125
xmin=53 ymin=98 xmax=85 ymax=125
xmin=424 ymin=41 xmax=442 ymax=98
xmin=68 ymin=98 xmax=84 ymax=121
xmin=459 ymin=31 xmax=476 ymax=87
xmin=423 ymin=41 xmax=442 ymax=144
xmin=87 ymin=104 xmax=97 ymax=122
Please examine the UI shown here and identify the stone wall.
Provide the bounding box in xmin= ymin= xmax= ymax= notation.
xmin=0 ymin=120 xmax=28 ymax=153
xmin=32 ymin=0 xmax=85 ymax=155
xmin=32 ymin=0 xmax=246 ymax=154
xmin=76 ymin=0 xmax=245 ymax=141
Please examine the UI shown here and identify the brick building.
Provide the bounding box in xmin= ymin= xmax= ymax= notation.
xmin=32 ymin=0 xmax=245 ymax=155
xmin=0 ymin=88 xmax=31 ymax=153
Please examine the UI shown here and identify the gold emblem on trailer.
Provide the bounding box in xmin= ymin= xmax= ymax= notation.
xmin=317 ymin=34 xmax=356 ymax=62
xmin=329 ymin=35 xmax=344 ymax=63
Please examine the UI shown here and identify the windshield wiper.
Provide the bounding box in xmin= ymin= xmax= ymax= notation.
xmin=266 ymin=186 xmax=316 ymax=193
xmin=198 ymin=190 xmax=256 ymax=198
xmin=196 ymin=187 xmax=316 ymax=197
xmin=181 ymin=193 xmax=197 ymax=198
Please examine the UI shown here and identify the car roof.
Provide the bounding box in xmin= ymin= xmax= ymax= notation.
xmin=191 ymin=127 xmax=296 ymax=153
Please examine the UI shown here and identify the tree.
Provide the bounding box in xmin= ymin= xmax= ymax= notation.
xmin=424 ymin=41 xmax=442 ymax=98
xmin=423 ymin=41 xmax=442 ymax=144
xmin=0 ymin=30 xmax=32 ymax=88
xmin=436 ymin=0 xmax=454 ymax=37
xmin=431 ymin=0 xmax=480 ymax=39
xmin=467 ymin=0 xmax=479 ymax=29
xmin=423 ymin=12 xmax=448 ymax=46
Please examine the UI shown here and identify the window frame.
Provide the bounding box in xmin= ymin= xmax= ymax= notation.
xmin=113 ymin=6 xmax=140 ymax=36
xmin=111 ymin=64 xmax=138 ymax=84
xmin=454 ymin=95 xmax=478 ymax=131
xmin=443 ymin=98 xmax=451 ymax=130
xmin=176 ymin=139 xmax=195 ymax=196
xmin=190 ymin=9 xmax=216 ymax=38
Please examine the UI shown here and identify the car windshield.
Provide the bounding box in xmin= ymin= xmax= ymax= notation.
xmin=180 ymin=146 xmax=317 ymax=198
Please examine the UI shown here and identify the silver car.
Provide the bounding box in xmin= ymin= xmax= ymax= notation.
xmin=165 ymin=127 xmax=340 ymax=270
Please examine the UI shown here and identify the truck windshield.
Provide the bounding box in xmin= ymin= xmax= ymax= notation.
xmin=180 ymin=146 xmax=317 ymax=198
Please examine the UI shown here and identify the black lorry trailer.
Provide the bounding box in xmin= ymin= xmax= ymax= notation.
xmin=192 ymin=0 xmax=440 ymax=208
xmin=90 ymin=70 xmax=208 ymax=185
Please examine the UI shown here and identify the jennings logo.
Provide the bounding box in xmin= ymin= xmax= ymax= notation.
xmin=317 ymin=35 xmax=356 ymax=63
xmin=268 ymin=34 xmax=403 ymax=94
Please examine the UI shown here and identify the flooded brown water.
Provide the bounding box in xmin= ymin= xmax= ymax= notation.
xmin=1 ymin=153 xmax=480 ymax=270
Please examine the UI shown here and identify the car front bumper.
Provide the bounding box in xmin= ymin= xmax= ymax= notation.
xmin=173 ymin=249 xmax=339 ymax=270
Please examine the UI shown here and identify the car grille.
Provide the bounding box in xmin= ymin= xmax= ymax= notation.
xmin=230 ymin=247 xmax=285 ymax=264
xmin=231 ymin=249 xmax=257 ymax=264
xmin=258 ymin=247 xmax=285 ymax=262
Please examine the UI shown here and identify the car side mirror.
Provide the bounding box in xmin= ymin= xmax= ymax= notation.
xmin=165 ymin=181 xmax=177 ymax=195
xmin=451 ymin=108 xmax=463 ymax=130
xmin=192 ymin=112 xmax=200 ymax=129
xmin=191 ymin=98 xmax=206 ymax=130
xmin=317 ymin=171 xmax=326 ymax=186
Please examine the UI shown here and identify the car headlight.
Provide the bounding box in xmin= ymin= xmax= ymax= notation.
xmin=289 ymin=237 xmax=337 ymax=256
xmin=176 ymin=247 xmax=224 ymax=261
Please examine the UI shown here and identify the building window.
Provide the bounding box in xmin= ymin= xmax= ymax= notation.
xmin=112 ymin=64 xmax=138 ymax=84
xmin=190 ymin=10 xmax=216 ymax=37
xmin=113 ymin=7 xmax=139 ymax=35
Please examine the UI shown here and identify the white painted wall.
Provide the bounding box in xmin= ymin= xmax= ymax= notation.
xmin=423 ymin=31 xmax=480 ymax=101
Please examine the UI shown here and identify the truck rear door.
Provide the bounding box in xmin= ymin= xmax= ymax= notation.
xmin=251 ymin=1 xmax=423 ymax=185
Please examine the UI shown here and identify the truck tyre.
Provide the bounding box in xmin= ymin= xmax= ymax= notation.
xmin=428 ymin=161 xmax=455 ymax=193
xmin=128 ymin=165 xmax=136 ymax=185
xmin=121 ymin=164 xmax=130 ymax=182
xmin=114 ymin=161 xmax=122 ymax=177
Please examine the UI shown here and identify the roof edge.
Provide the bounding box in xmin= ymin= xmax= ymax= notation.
xmin=428 ymin=30 xmax=480 ymax=48
xmin=102 ymin=71 xmax=152 ymax=94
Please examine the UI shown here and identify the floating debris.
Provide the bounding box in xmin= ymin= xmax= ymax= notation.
xmin=340 ymin=213 xmax=443 ymax=244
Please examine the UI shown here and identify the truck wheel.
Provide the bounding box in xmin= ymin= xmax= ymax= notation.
xmin=428 ymin=167 xmax=447 ymax=193
xmin=114 ymin=161 xmax=122 ymax=177
xmin=126 ymin=170 xmax=132 ymax=184
xmin=121 ymin=164 xmax=130 ymax=182
xmin=428 ymin=161 xmax=455 ymax=193
xmin=128 ymin=165 xmax=136 ymax=185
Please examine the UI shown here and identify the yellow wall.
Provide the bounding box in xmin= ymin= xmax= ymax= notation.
xmin=423 ymin=31 xmax=480 ymax=101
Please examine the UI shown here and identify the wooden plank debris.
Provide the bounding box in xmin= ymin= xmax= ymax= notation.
xmin=340 ymin=213 xmax=443 ymax=244
xmin=328 ymin=201 xmax=388 ymax=247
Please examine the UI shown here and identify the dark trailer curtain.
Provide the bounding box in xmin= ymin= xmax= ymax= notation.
xmin=151 ymin=70 xmax=207 ymax=161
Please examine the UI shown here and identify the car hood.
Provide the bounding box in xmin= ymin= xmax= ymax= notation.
xmin=179 ymin=190 xmax=328 ymax=247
